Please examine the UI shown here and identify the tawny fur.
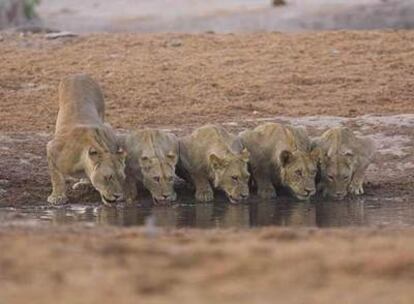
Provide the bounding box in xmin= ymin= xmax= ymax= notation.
xmin=240 ymin=123 xmax=320 ymax=200
xmin=313 ymin=126 xmax=375 ymax=200
xmin=46 ymin=74 xmax=126 ymax=205
xmin=122 ymin=129 xmax=179 ymax=205
xmin=178 ymin=125 xmax=250 ymax=204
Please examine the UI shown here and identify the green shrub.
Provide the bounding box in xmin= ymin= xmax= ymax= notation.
xmin=23 ymin=0 xmax=39 ymax=19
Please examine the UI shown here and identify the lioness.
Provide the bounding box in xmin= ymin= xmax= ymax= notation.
xmin=240 ymin=123 xmax=320 ymax=200
xmin=46 ymin=74 xmax=127 ymax=205
xmin=178 ymin=125 xmax=250 ymax=204
xmin=122 ymin=129 xmax=179 ymax=205
xmin=313 ymin=127 xmax=375 ymax=200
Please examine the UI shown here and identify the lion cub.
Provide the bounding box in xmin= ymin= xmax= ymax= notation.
xmin=240 ymin=123 xmax=320 ymax=200
xmin=313 ymin=127 xmax=375 ymax=200
xmin=178 ymin=125 xmax=250 ymax=204
xmin=46 ymin=74 xmax=127 ymax=205
xmin=123 ymin=129 xmax=179 ymax=205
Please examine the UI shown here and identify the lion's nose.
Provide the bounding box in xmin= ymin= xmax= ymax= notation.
xmin=304 ymin=188 xmax=315 ymax=196
xmin=113 ymin=194 xmax=122 ymax=200
xmin=336 ymin=192 xmax=345 ymax=199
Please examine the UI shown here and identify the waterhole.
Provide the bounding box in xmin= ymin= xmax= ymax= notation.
xmin=1 ymin=195 xmax=413 ymax=229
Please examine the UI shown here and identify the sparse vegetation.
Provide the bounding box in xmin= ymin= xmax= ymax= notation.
xmin=23 ymin=0 xmax=39 ymax=19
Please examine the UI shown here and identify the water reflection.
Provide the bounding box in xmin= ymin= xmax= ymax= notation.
xmin=1 ymin=195 xmax=413 ymax=228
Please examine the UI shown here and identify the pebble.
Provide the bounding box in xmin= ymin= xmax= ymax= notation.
xmin=0 ymin=179 xmax=9 ymax=186
xmin=45 ymin=31 xmax=78 ymax=40
xmin=167 ymin=39 xmax=183 ymax=47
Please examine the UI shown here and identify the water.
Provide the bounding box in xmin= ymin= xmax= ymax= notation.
xmin=1 ymin=195 xmax=413 ymax=229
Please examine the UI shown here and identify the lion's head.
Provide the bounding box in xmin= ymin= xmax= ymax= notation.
xmin=209 ymin=149 xmax=250 ymax=204
xmin=320 ymin=149 xmax=355 ymax=200
xmin=139 ymin=152 xmax=178 ymax=204
xmin=278 ymin=147 xmax=320 ymax=200
xmin=82 ymin=129 xmax=127 ymax=205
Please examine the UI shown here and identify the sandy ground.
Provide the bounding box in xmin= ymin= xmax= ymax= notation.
xmin=0 ymin=31 xmax=414 ymax=302
xmin=1 ymin=31 xmax=414 ymax=133
xmin=36 ymin=0 xmax=414 ymax=33
xmin=2 ymin=225 xmax=414 ymax=304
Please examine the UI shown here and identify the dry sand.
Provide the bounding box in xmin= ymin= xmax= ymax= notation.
xmin=1 ymin=225 xmax=414 ymax=304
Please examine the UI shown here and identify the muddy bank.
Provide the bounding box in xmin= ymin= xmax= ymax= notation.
xmin=0 ymin=114 xmax=413 ymax=208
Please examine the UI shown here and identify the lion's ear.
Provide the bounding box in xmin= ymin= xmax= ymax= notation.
xmin=327 ymin=146 xmax=334 ymax=159
xmin=116 ymin=146 xmax=127 ymax=164
xmin=117 ymin=146 xmax=127 ymax=157
xmin=279 ymin=150 xmax=293 ymax=167
xmin=166 ymin=151 xmax=178 ymax=165
xmin=342 ymin=149 xmax=354 ymax=158
xmin=310 ymin=147 xmax=322 ymax=163
xmin=209 ymin=153 xmax=226 ymax=170
xmin=240 ymin=148 xmax=250 ymax=163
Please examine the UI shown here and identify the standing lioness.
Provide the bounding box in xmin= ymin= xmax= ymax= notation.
xmin=46 ymin=74 xmax=126 ymax=205
xmin=240 ymin=123 xmax=320 ymax=200
xmin=123 ymin=129 xmax=179 ymax=205
xmin=178 ymin=125 xmax=250 ymax=204
xmin=313 ymin=127 xmax=375 ymax=200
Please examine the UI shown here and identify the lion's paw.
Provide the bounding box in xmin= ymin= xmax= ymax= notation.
xmin=47 ymin=194 xmax=69 ymax=205
xmin=349 ymin=182 xmax=364 ymax=195
xmin=258 ymin=186 xmax=277 ymax=199
xmin=196 ymin=188 xmax=214 ymax=203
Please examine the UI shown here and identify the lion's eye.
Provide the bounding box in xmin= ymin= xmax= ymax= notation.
xmin=295 ymin=170 xmax=302 ymax=177
xmin=153 ymin=176 xmax=160 ymax=182
xmin=232 ymin=176 xmax=239 ymax=181
xmin=344 ymin=176 xmax=350 ymax=180
xmin=328 ymin=175 xmax=334 ymax=181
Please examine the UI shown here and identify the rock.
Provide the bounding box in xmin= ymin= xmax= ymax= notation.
xmin=0 ymin=179 xmax=9 ymax=186
xmin=45 ymin=31 xmax=78 ymax=40
xmin=272 ymin=0 xmax=286 ymax=6
xmin=167 ymin=39 xmax=183 ymax=47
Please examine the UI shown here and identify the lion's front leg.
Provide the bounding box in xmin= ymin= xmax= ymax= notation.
xmin=47 ymin=148 xmax=68 ymax=205
xmin=252 ymin=168 xmax=276 ymax=199
xmin=124 ymin=175 xmax=138 ymax=205
xmin=256 ymin=178 xmax=276 ymax=199
xmin=192 ymin=174 xmax=214 ymax=203
xmin=348 ymin=168 xmax=366 ymax=196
